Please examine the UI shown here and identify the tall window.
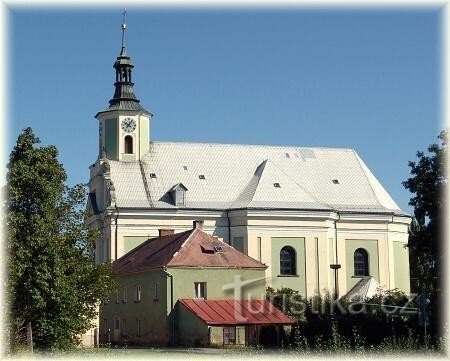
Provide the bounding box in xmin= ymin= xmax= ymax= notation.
xmin=154 ymin=282 xmax=159 ymax=300
xmin=122 ymin=286 xmax=128 ymax=303
xmin=194 ymin=282 xmax=207 ymax=299
xmin=135 ymin=285 xmax=142 ymax=302
xmin=354 ymin=248 xmax=369 ymax=276
xmin=280 ymin=246 xmax=296 ymax=275
xmin=136 ymin=319 xmax=141 ymax=337
xmin=124 ymin=135 xmax=133 ymax=154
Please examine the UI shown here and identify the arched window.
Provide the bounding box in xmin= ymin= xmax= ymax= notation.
xmin=124 ymin=135 xmax=133 ymax=154
xmin=280 ymin=246 xmax=296 ymax=275
xmin=354 ymin=248 xmax=369 ymax=276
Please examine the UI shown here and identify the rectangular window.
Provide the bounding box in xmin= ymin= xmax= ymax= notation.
xmin=154 ymin=282 xmax=159 ymax=300
xmin=136 ymin=319 xmax=141 ymax=337
xmin=122 ymin=319 xmax=127 ymax=336
xmin=135 ymin=285 xmax=142 ymax=302
xmin=103 ymin=319 xmax=108 ymax=335
xmin=194 ymin=282 xmax=207 ymax=299
xmin=114 ymin=317 xmax=120 ymax=330
xmin=223 ymin=326 xmax=236 ymax=344
xmin=257 ymin=237 xmax=262 ymax=262
xmin=115 ymin=289 xmax=119 ymax=303
xmin=123 ymin=286 xmax=127 ymax=303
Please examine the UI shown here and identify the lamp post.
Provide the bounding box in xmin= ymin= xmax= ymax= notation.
xmin=330 ymin=264 xmax=341 ymax=299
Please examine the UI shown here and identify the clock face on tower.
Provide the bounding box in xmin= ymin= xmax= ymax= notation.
xmin=121 ymin=117 xmax=136 ymax=133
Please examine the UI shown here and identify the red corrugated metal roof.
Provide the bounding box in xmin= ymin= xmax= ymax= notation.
xmin=179 ymin=299 xmax=295 ymax=326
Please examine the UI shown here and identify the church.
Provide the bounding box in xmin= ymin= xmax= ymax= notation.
xmin=86 ymin=19 xmax=411 ymax=317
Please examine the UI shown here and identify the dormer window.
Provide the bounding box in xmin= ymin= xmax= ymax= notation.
xmin=169 ymin=183 xmax=188 ymax=206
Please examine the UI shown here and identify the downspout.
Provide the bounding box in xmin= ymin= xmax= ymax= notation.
xmin=334 ymin=212 xmax=340 ymax=297
xmin=226 ymin=209 xmax=231 ymax=245
xmin=163 ymin=267 xmax=174 ymax=345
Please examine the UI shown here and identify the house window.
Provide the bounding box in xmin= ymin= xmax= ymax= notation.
xmin=135 ymin=285 xmax=142 ymax=302
xmin=136 ymin=319 xmax=141 ymax=337
xmin=122 ymin=319 xmax=127 ymax=336
xmin=194 ymin=282 xmax=207 ymax=299
xmin=280 ymin=246 xmax=296 ymax=275
xmin=124 ymin=135 xmax=133 ymax=154
xmin=257 ymin=237 xmax=262 ymax=262
xmin=154 ymin=282 xmax=159 ymax=300
xmin=354 ymin=248 xmax=369 ymax=276
xmin=223 ymin=327 xmax=236 ymax=344
xmin=115 ymin=289 xmax=119 ymax=303
xmin=114 ymin=317 xmax=120 ymax=330
xmin=123 ymin=286 xmax=128 ymax=303
xmin=103 ymin=319 xmax=108 ymax=335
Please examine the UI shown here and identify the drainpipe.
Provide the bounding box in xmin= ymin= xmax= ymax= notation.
xmin=226 ymin=210 xmax=231 ymax=245
xmin=334 ymin=212 xmax=341 ymax=297
xmin=163 ymin=267 xmax=174 ymax=345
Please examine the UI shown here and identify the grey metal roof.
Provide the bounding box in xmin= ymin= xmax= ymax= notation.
xmin=106 ymin=141 xmax=407 ymax=214
xmin=343 ymin=277 xmax=383 ymax=301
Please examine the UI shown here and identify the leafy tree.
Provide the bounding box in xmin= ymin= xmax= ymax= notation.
xmin=6 ymin=128 xmax=114 ymax=351
xmin=402 ymin=130 xmax=447 ymax=339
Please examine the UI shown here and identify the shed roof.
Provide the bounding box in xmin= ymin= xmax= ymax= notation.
xmin=179 ymin=299 xmax=295 ymax=326
xmin=112 ymin=228 xmax=266 ymax=275
xmin=343 ymin=277 xmax=383 ymax=301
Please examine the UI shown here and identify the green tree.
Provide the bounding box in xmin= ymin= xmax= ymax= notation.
xmin=6 ymin=128 xmax=114 ymax=351
xmin=402 ymin=130 xmax=447 ymax=339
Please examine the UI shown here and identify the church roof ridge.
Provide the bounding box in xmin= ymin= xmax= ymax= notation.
xmin=148 ymin=140 xmax=356 ymax=152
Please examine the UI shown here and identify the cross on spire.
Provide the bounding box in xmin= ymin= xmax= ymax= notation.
xmin=121 ymin=8 xmax=127 ymax=49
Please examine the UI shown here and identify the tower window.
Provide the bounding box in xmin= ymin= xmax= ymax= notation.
xmin=124 ymin=135 xmax=133 ymax=154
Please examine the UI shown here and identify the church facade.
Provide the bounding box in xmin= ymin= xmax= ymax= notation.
xmin=86 ymin=25 xmax=411 ymax=305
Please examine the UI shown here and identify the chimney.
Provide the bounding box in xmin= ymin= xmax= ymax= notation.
xmin=158 ymin=229 xmax=175 ymax=237
xmin=193 ymin=220 xmax=204 ymax=230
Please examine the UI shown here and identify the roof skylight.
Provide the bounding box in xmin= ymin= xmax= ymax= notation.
xmin=332 ymin=179 xmax=340 ymax=184
xmin=273 ymin=183 xmax=281 ymax=188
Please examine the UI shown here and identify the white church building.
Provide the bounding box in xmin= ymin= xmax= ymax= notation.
xmin=86 ymin=22 xmax=411 ymax=304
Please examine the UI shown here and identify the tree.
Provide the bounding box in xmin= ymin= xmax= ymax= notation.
xmin=6 ymin=128 xmax=114 ymax=351
xmin=402 ymin=130 xmax=447 ymax=339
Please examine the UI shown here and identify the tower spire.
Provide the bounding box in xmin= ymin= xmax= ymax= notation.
xmin=95 ymin=10 xmax=151 ymax=117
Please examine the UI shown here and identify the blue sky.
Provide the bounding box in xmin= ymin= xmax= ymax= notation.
xmin=8 ymin=6 xmax=443 ymax=213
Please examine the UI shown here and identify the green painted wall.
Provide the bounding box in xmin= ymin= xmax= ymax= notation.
xmin=345 ymin=239 xmax=379 ymax=290
xmin=175 ymin=301 xmax=209 ymax=346
xmin=393 ymin=241 xmax=410 ymax=293
xmin=169 ymin=268 xmax=266 ymax=305
xmin=100 ymin=270 xmax=168 ymax=345
xmin=232 ymin=237 xmax=244 ymax=253
xmin=270 ymin=237 xmax=306 ymax=296
xmin=104 ymin=119 xmax=118 ymax=160
xmin=123 ymin=236 xmax=149 ymax=254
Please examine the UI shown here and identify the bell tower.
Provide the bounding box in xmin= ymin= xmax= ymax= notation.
xmin=95 ymin=10 xmax=152 ymax=161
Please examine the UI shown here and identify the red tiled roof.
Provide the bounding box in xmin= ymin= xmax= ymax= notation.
xmin=167 ymin=229 xmax=266 ymax=269
xmin=112 ymin=230 xmax=193 ymax=275
xmin=179 ymin=299 xmax=295 ymax=326
xmin=112 ymin=229 xmax=266 ymax=275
